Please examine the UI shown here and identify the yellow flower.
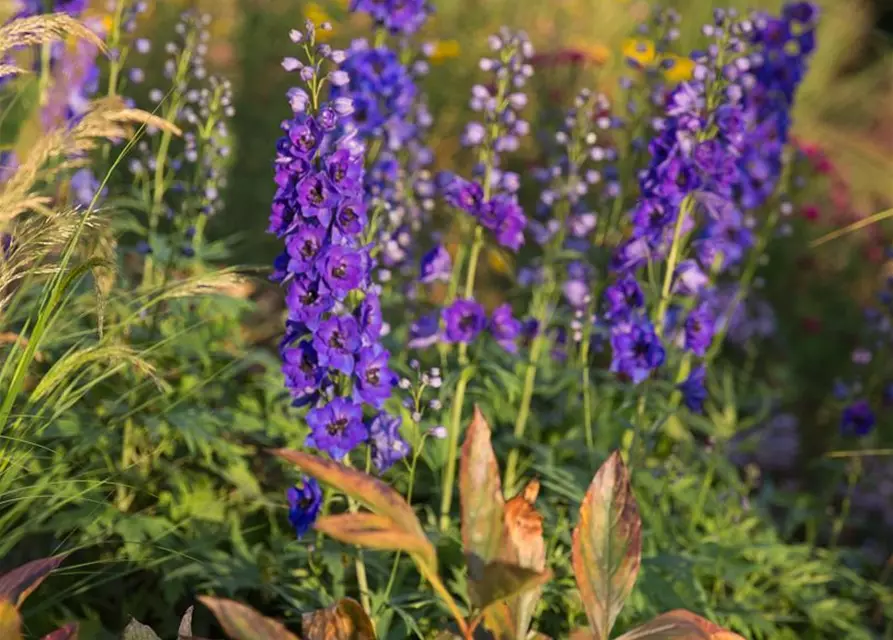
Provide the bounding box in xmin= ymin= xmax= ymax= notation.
xmin=621 ymin=38 xmax=656 ymax=67
xmin=304 ymin=2 xmax=334 ymax=40
xmin=662 ymin=54 xmax=695 ymax=84
xmin=487 ymin=248 xmax=513 ymax=276
xmin=428 ymin=39 xmax=460 ymax=64
xmin=571 ymin=40 xmax=611 ymax=65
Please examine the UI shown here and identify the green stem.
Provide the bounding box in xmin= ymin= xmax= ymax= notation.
xmin=654 ymin=195 xmax=693 ymax=336
xmin=439 ymin=366 xmax=474 ymax=532
xmin=503 ymin=333 xmax=544 ymax=493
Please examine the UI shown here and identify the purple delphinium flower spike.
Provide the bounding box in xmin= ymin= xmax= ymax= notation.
xmin=270 ymin=24 xmax=402 ymax=466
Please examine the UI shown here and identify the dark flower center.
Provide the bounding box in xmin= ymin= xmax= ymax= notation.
xmin=327 ymin=417 xmax=348 ymax=436
xmin=459 ymin=314 xmax=476 ymax=332
xmin=329 ymin=330 xmax=345 ymax=349
xmin=340 ymin=207 xmax=357 ymax=224
xmin=634 ymin=339 xmax=649 ymax=359
xmin=298 ymin=129 xmax=315 ymax=151
xmin=333 ymin=163 xmax=346 ymax=182
xmin=299 ymin=495 xmax=312 ymax=509
xmin=309 ymin=181 xmax=325 ymax=205
xmin=365 ymin=366 xmax=381 ymax=385
xmin=300 ymin=289 xmax=319 ymax=305
xmin=333 ymin=262 xmax=347 ymax=279
xmin=301 ymin=239 xmax=318 ymax=258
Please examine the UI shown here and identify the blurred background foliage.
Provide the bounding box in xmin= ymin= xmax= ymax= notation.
xmin=158 ymin=0 xmax=893 ymax=263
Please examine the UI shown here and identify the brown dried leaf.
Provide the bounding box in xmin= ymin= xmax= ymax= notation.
xmin=572 ymin=452 xmax=642 ymax=640
xmin=459 ymin=406 xmax=506 ymax=602
xmin=615 ymin=610 xmax=746 ymax=640
xmin=0 ymin=601 xmax=21 ymax=640
xmin=121 ymin=618 xmax=161 ymax=640
xmin=0 ymin=554 xmax=66 ymax=608
xmin=272 ymin=449 xmax=425 ymax=540
xmin=315 ymin=513 xmax=435 ymax=560
xmin=178 ymin=606 xmax=194 ymax=639
xmin=498 ymin=478 xmax=548 ymax=637
xmin=199 ymin=596 xmax=300 ymax=640
xmin=301 ymin=598 xmax=376 ymax=640
xmin=42 ymin=623 xmax=78 ymax=639
xmin=474 ymin=562 xmax=551 ymax=612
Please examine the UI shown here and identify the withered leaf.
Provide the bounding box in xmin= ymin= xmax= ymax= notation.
xmin=460 ymin=405 xmax=506 ymax=581
xmin=615 ymin=610 xmax=746 ymax=640
xmin=315 ymin=513 xmax=436 ymax=564
xmin=178 ymin=606 xmax=194 ymax=639
xmin=572 ymin=451 xmax=642 ymax=640
xmin=0 ymin=554 xmax=67 ymax=608
xmin=42 ymin=623 xmax=78 ymax=639
xmin=498 ymin=478 xmax=548 ymax=638
xmin=474 ymin=561 xmax=551 ymax=612
xmin=121 ymin=618 xmax=162 ymax=640
xmin=0 ymin=600 xmax=21 ymax=640
xmin=272 ymin=449 xmax=425 ymax=539
xmin=199 ymin=596 xmax=300 ymax=640
xmin=301 ymin=598 xmax=376 ymax=640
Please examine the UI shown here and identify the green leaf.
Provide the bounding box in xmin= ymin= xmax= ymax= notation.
xmin=200 ymin=596 xmax=301 ymax=640
xmin=272 ymin=449 xmax=424 ymax=539
xmin=315 ymin=513 xmax=435 ymax=560
xmin=42 ymin=623 xmax=78 ymax=639
xmin=121 ymin=618 xmax=161 ymax=640
xmin=301 ymin=598 xmax=377 ymax=640
xmin=0 ymin=554 xmax=66 ymax=608
xmin=614 ymin=610 xmax=745 ymax=640
xmin=572 ymin=451 xmax=642 ymax=640
xmin=460 ymin=406 xmax=506 ymax=593
xmin=475 ymin=562 xmax=551 ymax=613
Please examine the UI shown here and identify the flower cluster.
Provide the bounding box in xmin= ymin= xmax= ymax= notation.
xmin=270 ymin=22 xmax=406 ymax=475
xmin=603 ymin=4 xmax=817 ymax=395
xmin=440 ymin=29 xmax=534 ymax=252
xmin=349 ymin=0 xmax=431 ymax=35
xmin=331 ymin=39 xmax=435 ymax=278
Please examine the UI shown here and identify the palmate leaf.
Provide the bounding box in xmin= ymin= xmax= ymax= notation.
xmin=614 ymin=610 xmax=746 ymax=640
xmin=199 ymin=596 xmax=300 ymax=640
xmin=571 ymin=452 xmax=642 ymax=640
xmin=301 ymin=598 xmax=376 ymax=640
xmin=0 ymin=554 xmax=67 ymax=608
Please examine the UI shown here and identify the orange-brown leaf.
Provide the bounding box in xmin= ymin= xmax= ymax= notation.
xmin=500 ymin=478 xmax=548 ymax=637
xmin=42 ymin=623 xmax=78 ymax=639
xmin=0 ymin=600 xmax=21 ymax=640
xmin=615 ymin=610 xmax=746 ymax=640
xmin=0 ymin=554 xmax=67 ymax=608
xmin=459 ymin=406 xmax=505 ymax=595
xmin=272 ymin=449 xmax=424 ymax=539
xmin=572 ymin=451 xmax=642 ymax=640
xmin=315 ymin=513 xmax=436 ymax=565
xmin=301 ymin=598 xmax=376 ymax=640
xmin=199 ymin=596 xmax=300 ymax=640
